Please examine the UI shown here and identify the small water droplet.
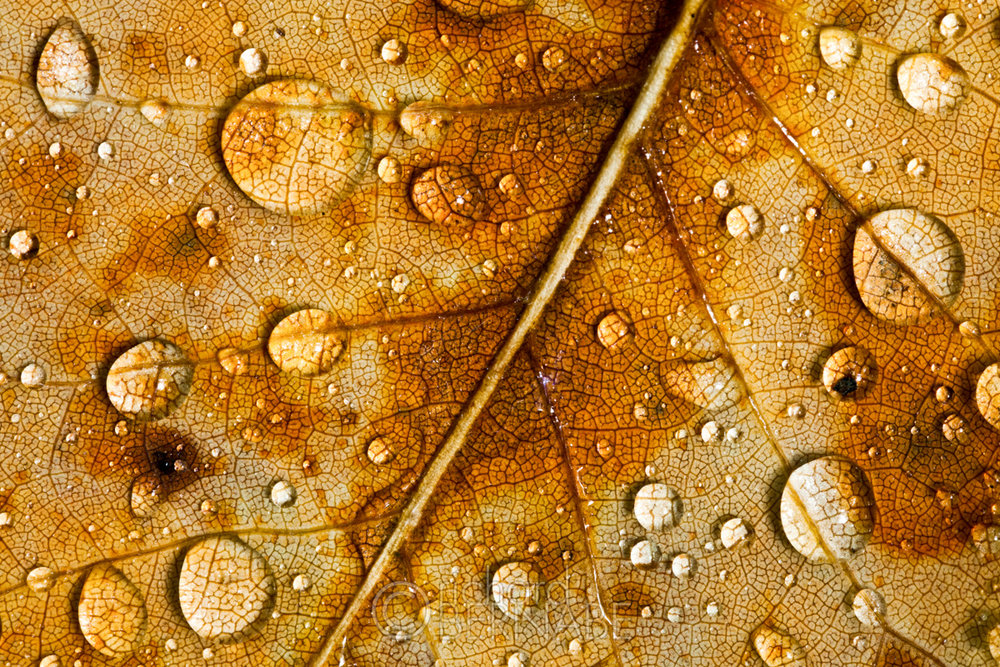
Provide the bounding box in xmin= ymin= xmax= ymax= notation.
xmin=195 ymin=206 xmax=218 ymax=229
xmin=670 ymin=552 xmax=694 ymax=578
xmin=595 ymin=310 xmax=631 ymax=350
xmin=97 ymin=141 xmax=114 ymax=160
xmin=292 ymin=573 xmax=312 ymax=591
xmin=269 ymin=479 xmax=297 ymax=507
xmin=906 ymin=157 xmax=928 ymax=179
xmin=381 ymin=39 xmax=406 ymax=65
xmin=366 ymin=436 xmax=395 ymax=465
xmin=26 ymin=566 xmax=55 ymax=592
xmin=411 ymin=165 xmax=488 ymax=225
xmin=9 ymin=230 xmax=39 ymax=259
xmin=977 ymin=364 xmax=1000 ymax=430
xmin=542 ymin=46 xmax=567 ymax=72
xmin=852 ymin=588 xmax=886 ymax=626
xmin=633 ymin=483 xmax=681 ymax=531
xmin=267 ymin=309 xmax=344 ymax=376
xmin=752 ymin=622 xmax=807 ymax=667
xmin=400 ymin=101 xmax=453 ymax=144
xmin=239 ymin=47 xmax=267 ymax=76
xmin=941 ymin=412 xmax=969 ymax=445
xmin=896 ymin=53 xmax=970 ymax=115
xmin=939 ymin=13 xmax=966 ymax=39
xmin=490 ymin=561 xmax=541 ymax=619
xmin=377 ymin=156 xmax=402 ymax=183
xmin=19 ymin=362 xmax=46 ymax=387
xmin=719 ymin=517 xmax=752 ymax=549
xmin=629 ymin=539 xmax=660 ymax=568
xmin=819 ymin=26 xmax=861 ymax=71
xmin=232 ymin=20 xmax=247 ymax=37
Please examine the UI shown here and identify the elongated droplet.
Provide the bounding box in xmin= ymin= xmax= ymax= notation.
xmin=819 ymin=26 xmax=861 ymax=71
xmin=976 ymin=363 xmax=1000 ymax=430
xmin=896 ymin=53 xmax=970 ymax=115
xmin=78 ymin=564 xmax=147 ymax=658
xmin=36 ymin=22 xmax=98 ymax=119
xmin=490 ymin=561 xmax=541 ymax=620
xmin=663 ymin=358 xmax=742 ymax=412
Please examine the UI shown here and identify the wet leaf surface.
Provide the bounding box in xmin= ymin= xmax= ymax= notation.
xmin=1 ymin=0 xmax=999 ymax=665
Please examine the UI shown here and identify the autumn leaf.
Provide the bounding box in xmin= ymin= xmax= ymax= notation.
xmin=1 ymin=0 xmax=998 ymax=664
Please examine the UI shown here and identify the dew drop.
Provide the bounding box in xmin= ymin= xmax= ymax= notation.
xmin=629 ymin=539 xmax=660 ymax=568
xmin=701 ymin=421 xmax=721 ymax=442
xmin=490 ymin=561 xmax=541 ymax=620
xmin=267 ymin=309 xmax=344 ymax=376
xmin=106 ymin=339 xmax=194 ymax=420
xmin=667 ymin=606 xmax=683 ymax=623
xmin=195 ymin=206 xmax=218 ymax=229
xmin=822 ymin=346 xmax=876 ymax=399
xmin=670 ymin=552 xmax=693 ymax=578
xmin=232 ymin=20 xmax=247 ymax=37
xmin=39 ymin=655 xmax=60 ymax=667
xmin=9 ymin=230 xmax=39 ymax=259
xmin=595 ymin=311 xmax=631 ymax=350
xmin=78 ymin=564 xmax=147 ymax=657
xmin=751 ymin=622 xmax=807 ymax=667
xmin=726 ymin=204 xmax=763 ymax=240
xmin=26 ymin=566 xmax=55 ymax=592
xmin=35 ymin=22 xmax=98 ymax=119
xmin=906 ymin=157 xmax=928 ymax=179
xmin=852 ymin=208 xmax=964 ymax=325
xmin=819 ymin=26 xmax=861 ymax=71
xmin=139 ymin=99 xmax=170 ymax=127
xmin=178 ymin=536 xmax=276 ymax=640
xmin=377 ymin=156 xmax=402 ymax=183
xmin=366 ymin=436 xmax=395 ymax=465
xmin=712 ymin=178 xmax=733 ymax=202
xmin=633 ymin=483 xmax=681 ymax=531
xmin=269 ymin=479 xmax=296 ymax=507
xmin=221 ymin=79 xmax=369 ymax=214
xmin=939 ymin=13 xmax=966 ymax=39
xmin=896 ymin=53 xmax=970 ymax=115
xmin=941 ymin=412 xmax=969 ymax=445
xmin=852 ymin=588 xmax=886 ymax=626
xmin=976 ymin=363 xmax=1000 ymax=430
xmin=292 ymin=573 xmax=312 ymax=591
xmin=239 ymin=47 xmax=267 ymax=76
xmin=719 ymin=517 xmax=751 ymax=549
xmin=542 ymin=46 xmax=567 ymax=72
xmin=20 ymin=362 xmax=45 ymax=387
xmin=400 ymin=101 xmax=453 ymax=144
xmin=381 ymin=39 xmax=406 ymax=65
xmin=780 ymin=456 xmax=875 ymax=561
xmin=97 ymin=141 xmax=114 ymax=160
xmin=989 ymin=623 xmax=1000 ymax=661
xmin=974 ymin=523 xmax=1000 ymax=561
xmin=411 ymin=165 xmax=488 ymax=225
xmin=596 ymin=438 xmax=614 ymax=458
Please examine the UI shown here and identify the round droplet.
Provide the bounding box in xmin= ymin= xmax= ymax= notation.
xmin=906 ymin=157 xmax=928 ymax=179
xmin=989 ymin=623 xmax=1000 ymax=661
xmin=39 ymin=655 xmax=60 ymax=667
xmin=853 ymin=208 xmax=964 ymax=325
xmin=670 ymin=552 xmax=693 ymax=578
xmin=377 ymin=156 xmax=402 ymax=183
xmin=292 ymin=574 xmax=311 ymax=591
xmin=20 ymin=363 xmax=45 ymax=387
xmin=36 ymin=22 xmax=98 ymax=119
xmin=976 ymin=364 xmax=1000 ymax=430
xmin=26 ymin=566 xmax=55 ymax=593
xmin=217 ymin=347 xmax=249 ymax=375
xmin=490 ymin=561 xmax=541 ymax=620
xmin=939 ymin=13 xmax=966 ymax=39
xmin=400 ymin=101 xmax=453 ymax=144
xmin=139 ymin=99 xmax=170 ymax=127
xmin=269 ymin=479 xmax=296 ymax=507
xmin=178 ymin=536 xmax=276 ymax=641
xmin=9 ymin=230 xmax=39 ymax=259
xmin=239 ymin=48 xmax=267 ymax=76
xmin=852 ymin=588 xmax=886 ymax=626
xmin=973 ymin=523 xmax=1000 ymax=561
xmin=752 ymin=622 xmax=807 ymax=667
xmin=712 ymin=179 xmax=733 ymax=202
xmin=667 ymin=606 xmax=683 ymax=623
xmin=381 ymin=39 xmax=406 ymax=65
xmin=780 ymin=457 xmax=875 ymax=561
xmin=542 ymin=46 xmax=567 ymax=72
xmin=719 ymin=517 xmax=751 ymax=549
xmin=195 ymin=206 xmax=218 ymax=229
xmin=896 ymin=53 xmax=970 ymax=115
xmin=595 ymin=311 xmax=631 ymax=350
xmin=411 ymin=165 xmax=488 ymax=225
xmin=701 ymin=421 xmax=721 ymax=442
xmin=366 ymin=436 xmax=395 ymax=465
xmin=129 ymin=474 xmax=163 ymax=518
xmin=106 ymin=339 xmax=194 ymax=420
xmin=629 ymin=539 xmax=660 ymax=568
xmin=819 ymin=26 xmax=861 ymax=71
xmin=633 ymin=483 xmax=681 ymax=531
xmin=97 ymin=141 xmax=114 ymax=160
xmin=78 ymin=564 xmax=147 ymax=658
xmin=221 ymin=79 xmax=369 ymax=214
xmin=436 ymin=0 xmax=531 ymax=19
xmin=726 ymin=204 xmax=763 ymax=240
xmin=268 ymin=309 xmax=343 ymax=376
xmin=822 ymin=346 xmax=876 ymax=400
xmin=941 ymin=412 xmax=969 ymax=445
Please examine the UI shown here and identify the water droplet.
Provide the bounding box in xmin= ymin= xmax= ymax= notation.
xmin=595 ymin=310 xmax=631 ymax=350
xmin=726 ymin=204 xmax=763 ymax=240
xmin=292 ymin=573 xmax=311 ymax=591
xmin=712 ymin=179 xmax=733 ymax=202
xmin=391 ymin=273 xmax=410 ymax=293
xmin=633 ymin=483 xmax=681 ymax=531
xmin=942 ymin=412 xmax=969 ymax=445
xmin=139 ymin=99 xmax=170 ymax=127
xmin=629 ymin=539 xmax=660 ymax=568
xmin=542 ymin=46 xmax=567 ymax=72
xmin=39 ymin=655 xmax=60 ymax=667
xmin=221 ymin=79 xmax=369 ymax=214
xmin=670 ymin=552 xmax=693 ymax=578
xmin=822 ymin=346 xmax=876 ymax=399
xmin=507 ymin=652 xmax=526 ymax=667
xmin=129 ymin=473 xmax=163 ymax=518
xmin=719 ymin=517 xmax=751 ymax=549
xmin=97 ymin=141 xmax=114 ymax=160
xmin=35 ymin=22 xmax=98 ymax=119
xmin=568 ymin=638 xmax=583 ymax=655
xmin=596 ymin=438 xmax=614 ymax=458
xmin=976 ymin=363 xmax=1000 ymax=430
xmin=381 ymin=39 xmax=406 ymax=65
xmin=906 ymin=157 xmax=928 ymax=179
xmin=377 ymin=156 xmax=402 ymax=183
xmin=959 ymin=320 xmax=981 ymax=337
xmin=989 ymin=623 xmax=1000 ymax=661
xmin=78 ymin=564 xmax=147 ymax=657
xmin=667 ymin=606 xmax=682 ymax=623
xmin=701 ymin=420 xmax=721 ymax=442
xmin=490 ymin=561 xmax=541 ymax=619
xmin=781 ymin=457 xmax=875 ymax=561
xmin=752 ymin=622 xmax=807 ymax=667
xmin=819 ymin=26 xmax=861 ymax=71
xmin=9 ymin=230 xmax=39 ymax=259
xmin=896 ymin=53 xmax=970 ymax=115
xmin=232 ymin=20 xmax=247 ymax=37
xmin=665 ymin=359 xmax=743 ymax=412
xmin=239 ymin=47 xmax=267 ymax=76
xmin=106 ymin=339 xmax=194 ymax=420
xmin=19 ymin=363 xmax=46 ymax=387
xmin=267 ymin=309 xmax=343 ymax=376
xmin=852 ymin=588 xmax=886 ymax=626
xmin=853 ymin=208 xmax=964 ymax=325
xmin=195 ymin=206 xmax=218 ymax=229
xmin=411 ymin=165 xmax=488 ymax=225
xmin=366 ymin=436 xmax=395 ymax=465
xmin=939 ymin=13 xmax=966 ymax=39
xmin=269 ymin=479 xmax=297 ymax=507
xmin=178 ymin=536 xmax=276 ymax=640
xmin=26 ymin=566 xmax=55 ymax=592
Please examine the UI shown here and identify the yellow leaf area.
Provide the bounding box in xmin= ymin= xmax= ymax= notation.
xmin=0 ymin=0 xmax=998 ymax=665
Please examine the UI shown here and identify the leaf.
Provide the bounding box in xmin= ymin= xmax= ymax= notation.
xmin=0 ymin=0 xmax=997 ymax=665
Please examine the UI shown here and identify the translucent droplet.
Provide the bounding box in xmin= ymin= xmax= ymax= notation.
xmin=989 ymin=622 xmax=1000 ymax=661
xmin=97 ymin=141 xmax=114 ymax=160
xmin=20 ymin=363 xmax=46 ymax=388
xmin=701 ymin=421 xmax=721 ymax=442
xmin=9 ymin=230 xmax=39 ymax=259
xmin=381 ymin=39 xmax=406 ymax=65
xmin=713 ymin=179 xmax=733 ymax=202
xmin=221 ymin=79 xmax=369 ymax=214
xmin=366 ymin=436 xmax=395 ymax=465
xmin=595 ymin=311 xmax=631 ymax=350
xmin=39 ymin=655 xmax=60 ymax=667
xmin=852 ymin=588 xmax=886 ymax=626
xmin=822 ymin=346 xmax=876 ymax=399
xmin=178 ymin=536 xmax=276 ymax=640
xmin=139 ymin=99 xmax=170 ymax=127
xmin=629 ymin=539 xmax=660 ymax=568
xmin=292 ymin=573 xmax=312 ymax=591
xmin=633 ymin=483 xmax=681 ymax=531
xmin=129 ymin=473 xmax=163 ymax=518
xmin=941 ymin=412 xmax=969 ymax=445
xmin=667 ymin=606 xmax=682 ymax=623
xmin=239 ymin=47 xmax=267 ymax=76
xmin=781 ymin=457 xmax=875 ymax=561
xmin=896 ymin=53 xmax=970 ymax=115
xmin=664 ymin=359 xmax=742 ymax=412
xmin=719 ymin=517 xmax=751 ymax=549
xmin=752 ymin=622 xmax=807 ymax=667
xmin=267 ymin=309 xmax=343 ymax=376
xmin=377 ymin=156 xmax=402 ymax=183
xmin=490 ymin=561 xmax=541 ymax=619
xmin=269 ymin=479 xmax=297 ymax=507
xmin=906 ymin=157 xmax=928 ymax=179
xmin=726 ymin=204 xmax=763 ymax=240
xmin=106 ymin=339 xmax=194 ymax=420
xmin=78 ymin=564 xmax=147 ymax=657
xmin=232 ymin=20 xmax=247 ymax=37
xmin=437 ymin=0 xmax=531 ymax=19
xmin=411 ymin=165 xmax=488 ymax=225
xmin=939 ymin=13 xmax=966 ymax=39
xmin=400 ymin=101 xmax=453 ymax=144
xmin=542 ymin=46 xmax=567 ymax=72
xmin=26 ymin=566 xmax=55 ymax=592
xmin=35 ymin=22 xmax=98 ymax=119
xmin=195 ymin=206 xmax=218 ymax=229
xmin=670 ymin=552 xmax=693 ymax=578
xmin=819 ymin=26 xmax=860 ymax=71
xmin=853 ymin=208 xmax=964 ymax=325
xmin=978 ymin=364 xmax=1000 ymax=430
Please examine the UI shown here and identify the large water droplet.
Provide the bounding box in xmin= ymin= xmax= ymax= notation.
xmin=437 ymin=0 xmax=531 ymax=19
xmin=822 ymin=346 xmax=875 ymax=400
xmin=852 ymin=588 xmax=886 ymax=626
xmin=819 ymin=26 xmax=861 ymax=71
xmin=267 ymin=308 xmax=344 ymax=376
xmin=36 ymin=22 xmax=98 ymax=119
xmin=490 ymin=561 xmax=541 ymax=620
xmin=399 ymin=101 xmax=453 ymax=144
xmin=78 ymin=564 xmax=147 ymax=658
xmin=663 ymin=358 xmax=743 ymax=412
xmin=752 ymin=622 xmax=807 ymax=666
xmin=26 ymin=566 xmax=55 ymax=593
xmin=178 ymin=536 xmax=276 ymax=641
xmin=106 ymin=339 xmax=194 ymax=420
xmin=896 ymin=53 xmax=970 ymax=115
xmin=977 ymin=363 xmax=1000 ymax=430
xmin=411 ymin=165 xmax=488 ymax=225
xmin=221 ymin=79 xmax=369 ymax=214
xmin=780 ymin=457 xmax=875 ymax=561
xmin=852 ymin=208 xmax=964 ymax=325
xmin=633 ymin=483 xmax=681 ymax=531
